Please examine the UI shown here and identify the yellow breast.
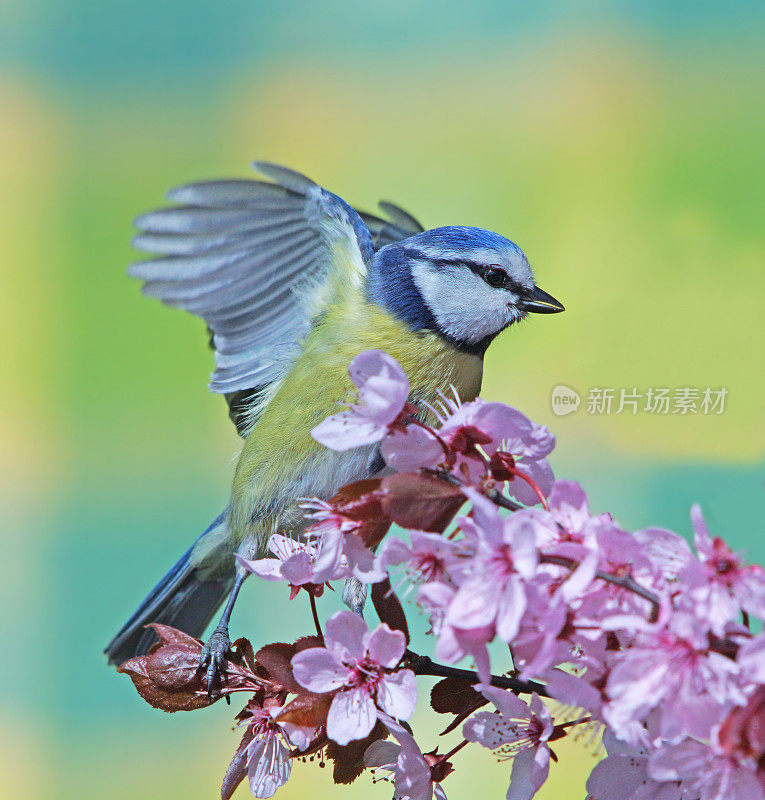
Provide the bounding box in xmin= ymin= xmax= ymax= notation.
xmin=229 ymin=299 xmax=483 ymax=542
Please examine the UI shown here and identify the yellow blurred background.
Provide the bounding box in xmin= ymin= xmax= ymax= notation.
xmin=1 ymin=2 xmax=763 ymax=798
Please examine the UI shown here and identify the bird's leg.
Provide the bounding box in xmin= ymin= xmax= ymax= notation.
xmin=200 ymin=570 xmax=248 ymax=693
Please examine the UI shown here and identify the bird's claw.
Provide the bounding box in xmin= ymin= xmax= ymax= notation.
xmin=200 ymin=626 xmax=231 ymax=696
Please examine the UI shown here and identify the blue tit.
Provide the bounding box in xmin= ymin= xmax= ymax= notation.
xmin=105 ymin=163 xmax=564 ymax=679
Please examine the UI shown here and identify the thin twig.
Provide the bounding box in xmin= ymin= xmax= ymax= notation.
xmin=540 ymin=554 xmax=661 ymax=621
xmin=423 ymin=469 xmax=523 ymax=511
xmin=309 ymin=594 xmax=323 ymax=637
xmin=484 ymin=487 xmax=523 ymax=511
xmin=406 ymin=650 xmax=549 ymax=697
xmin=442 ymin=738 xmax=470 ymax=761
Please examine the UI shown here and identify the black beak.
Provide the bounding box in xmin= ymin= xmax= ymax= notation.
xmin=521 ymin=285 xmax=565 ymax=314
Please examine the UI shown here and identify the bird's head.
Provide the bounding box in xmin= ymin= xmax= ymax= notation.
xmin=369 ymin=226 xmax=564 ymax=355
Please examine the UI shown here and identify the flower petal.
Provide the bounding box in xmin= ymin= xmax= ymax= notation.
xmin=496 ymin=574 xmax=527 ymax=643
xmin=247 ymin=734 xmax=292 ymax=799
xmin=280 ymin=551 xmax=315 ymax=585
xmin=377 ymin=669 xmax=417 ymax=721
xmin=349 ymin=349 xmax=410 ymax=424
xmin=290 ymin=648 xmax=347 ymax=693
xmin=311 ymin=411 xmax=387 ymax=450
xmin=344 ymin=532 xmax=387 ymax=583
xmin=324 ymin=609 xmax=369 ymax=662
xmin=326 ymin=687 xmax=377 ymax=745
xmin=237 ymin=555 xmax=284 ymax=581
xmin=463 ymin=711 xmax=518 ymax=749
xmin=381 ymin=425 xmax=443 ymax=471
xmin=366 ymin=624 xmax=406 ymax=668
xmin=447 ymin=573 xmax=502 ymax=630
xmin=363 ymin=739 xmax=400 ymax=769
xmin=506 ymin=746 xmax=550 ymax=800
xmin=508 ymin=459 xmax=554 ymax=506
xmin=480 ymin=684 xmax=534 ymax=721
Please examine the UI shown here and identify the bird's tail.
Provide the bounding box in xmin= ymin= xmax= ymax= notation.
xmin=104 ymin=512 xmax=235 ymax=666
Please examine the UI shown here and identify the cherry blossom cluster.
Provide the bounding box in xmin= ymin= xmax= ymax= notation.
xmin=119 ymin=350 xmax=765 ymax=800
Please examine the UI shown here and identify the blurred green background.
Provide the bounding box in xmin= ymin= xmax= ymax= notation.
xmin=1 ymin=1 xmax=764 ymax=798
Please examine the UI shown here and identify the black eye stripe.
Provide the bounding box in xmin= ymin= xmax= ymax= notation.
xmin=422 ymin=256 xmax=527 ymax=294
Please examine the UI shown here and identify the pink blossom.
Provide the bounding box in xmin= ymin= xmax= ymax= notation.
xmin=575 ymin=524 xmax=659 ymax=622
xmin=241 ymin=701 xmax=297 ymax=798
xmin=379 ymin=421 xmax=445 ymax=472
xmin=649 ymin=737 xmax=765 ymax=800
xmin=463 ymin=687 xmax=553 ymax=800
xmin=377 ymin=530 xmax=471 ymax=590
xmin=417 ymin=580 xmax=493 ymax=682
xmin=508 ymin=575 xmax=608 ymax=683
xmin=529 ymin=482 xmax=602 ymax=598
xmin=678 ymin=505 xmax=765 ymax=634
xmin=506 ymin=582 xmax=568 ymax=679
xmin=633 ymin=526 xmax=694 ymax=585
xmin=604 ymin=611 xmax=743 ymax=744
xmin=311 ymin=349 xmax=411 ymax=450
xmin=737 ymin=633 xmax=765 ymax=684
xmin=301 ymin=498 xmax=385 ymax=585
xmin=236 ymin=534 xmax=329 ymax=588
xmin=381 ymin=396 xmax=555 ymax=504
xmin=547 ymin=481 xmax=595 ymax=543
xmin=364 ymin=718 xmax=449 ymax=800
xmin=446 ymin=492 xmax=538 ymax=650
xmin=290 ymin=611 xmax=416 ymax=745
xmin=586 ymin=730 xmax=686 ymax=800
xmin=440 ymin=400 xmax=555 ymax=502
xmin=542 ymin=667 xmax=606 ymax=718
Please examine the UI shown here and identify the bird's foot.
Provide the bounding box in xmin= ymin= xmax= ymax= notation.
xmin=200 ymin=625 xmax=231 ymax=695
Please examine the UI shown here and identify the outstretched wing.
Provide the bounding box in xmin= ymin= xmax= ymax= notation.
xmin=357 ymin=200 xmax=425 ymax=250
xmin=129 ymin=162 xmax=376 ymax=433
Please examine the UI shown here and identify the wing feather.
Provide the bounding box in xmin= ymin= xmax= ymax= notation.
xmin=357 ymin=201 xmax=425 ymax=250
xmin=130 ymin=162 xmax=375 ymax=411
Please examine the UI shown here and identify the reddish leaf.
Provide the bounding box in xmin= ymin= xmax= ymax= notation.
xmin=430 ymin=677 xmax=484 ymax=714
xmin=254 ymin=636 xmax=324 ymax=694
xmin=294 ymin=635 xmax=324 ymax=652
xmin=221 ymin=726 xmax=254 ymax=800
xmin=117 ymin=624 xmax=259 ymax=712
xmin=371 ymin=579 xmax=410 ymax=644
xmin=358 ymin=518 xmax=392 ymax=550
xmin=277 ymin=692 xmax=333 ymax=728
xmin=380 ymin=472 xmax=466 ymax=533
xmin=430 ymin=677 xmax=488 ymax=734
xmin=328 ymin=479 xmax=391 ymax=548
xmin=255 ymin=642 xmax=302 ymax=694
xmin=326 ymin=720 xmax=388 ymax=785
xmin=231 ymin=636 xmax=258 ymax=675
xmin=330 ymin=478 xmax=383 ymax=506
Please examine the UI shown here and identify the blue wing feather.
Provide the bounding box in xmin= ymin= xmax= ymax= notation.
xmin=129 ymin=162 xmax=423 ymax=434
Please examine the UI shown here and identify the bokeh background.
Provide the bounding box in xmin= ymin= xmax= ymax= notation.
xmin=2 ymin=1 xmax=764 ymax=798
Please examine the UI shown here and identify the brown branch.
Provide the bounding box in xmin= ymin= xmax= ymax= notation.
xmin=405 ymin=650 xmax=549 ymax=697
xmin=541 ymin=553 xmax=661 ymax=621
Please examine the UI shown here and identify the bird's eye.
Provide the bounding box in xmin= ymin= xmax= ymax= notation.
xmin=483 ymin=266 xmax=506 ymax=289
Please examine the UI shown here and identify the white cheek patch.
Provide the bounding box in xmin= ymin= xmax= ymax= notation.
xmin=411 ymin=261 xmax=517 ymax=344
